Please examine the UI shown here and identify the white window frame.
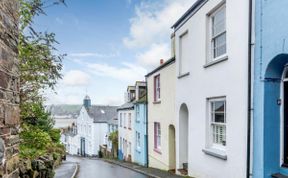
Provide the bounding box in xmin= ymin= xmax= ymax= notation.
xmin=154 ymin=122 xmax=161 ymax=150
xmin=120 ymin=113 xmax=122 ymax=127
xmin=154 ymin=75 xmax=161 ymax=102
xmin=136 ymin=105 xmax=140 ymax=122
xmin=128 ymin=113 xmax=132 ymax=129
xmin=207 ymin=3 xmax=227 ymax=63
xmin=207 ymin=97 xmax=226 ymax=151
xmin=124 ymin=113 xmax=127 ymax=128
xmin=136 ymin=131 xmax=141 ymax=151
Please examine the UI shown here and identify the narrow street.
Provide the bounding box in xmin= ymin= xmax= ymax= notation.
xmin=56 ymin=155 xmax=150 ymax=178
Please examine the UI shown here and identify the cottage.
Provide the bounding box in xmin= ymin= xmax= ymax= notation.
xmin=118 ymin=86 xmax=136 ymax=162
xmin=76 ymin=95 xmax=118 ymax=156
xmin=252 ymin=0 xmax=288 ymax=177
xmin=146 ymin=58 xmax=176 ymax=171
xmin=172 ymin=0 xmax=249 ymax=177
xmin=133 ymin=81 xmax=148 ymax=166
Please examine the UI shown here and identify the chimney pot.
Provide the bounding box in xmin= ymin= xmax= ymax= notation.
xmin=160 ymin=59 xmax=164 ymax=65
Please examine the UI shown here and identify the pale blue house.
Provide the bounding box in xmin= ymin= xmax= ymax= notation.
xmin=253 ymin=0 xmax=288 ymax=177
xmin=133 ymin=81 xmax=147 ymax=166
xmin=134 ymin=94 xmax=148 ymax=166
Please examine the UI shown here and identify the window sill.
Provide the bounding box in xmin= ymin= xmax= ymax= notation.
xmin=202 ymin=148 xmax=227 ymax=160
xmin=178 ymin=72 xmax=190 ymax=79
xmin=204 ymin=55 xmax=228 ymax=68
xmin=154 ymin=148 xmax=162 ymax=154
xmin=153 ymin=101 xmax=161 ymax=104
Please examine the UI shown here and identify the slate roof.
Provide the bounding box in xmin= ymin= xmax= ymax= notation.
xmin=117 ymin=102 xmax=134 ymax=111
xmin=86 ymin=105 xmax=118 ymax=123
xmin=107 ymin=116 xmax=118 ymax=126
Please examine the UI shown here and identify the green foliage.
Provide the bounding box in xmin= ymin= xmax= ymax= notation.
xmin=18 ymin=0 xmax=66 ymax=160
xmin=108 ymin=131 xmax=118 ymax=145
xmin=20 ymin=125 xmax=52 ymax=159
xmin=48 ymin=129 xmax=61 ymax=143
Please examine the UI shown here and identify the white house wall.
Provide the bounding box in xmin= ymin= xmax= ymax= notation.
xmin=175 ymin=0 xmax=249 ymax=177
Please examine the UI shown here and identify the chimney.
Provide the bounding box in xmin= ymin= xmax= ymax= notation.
xmin=160 ymin=59 xmax=164 ymax=65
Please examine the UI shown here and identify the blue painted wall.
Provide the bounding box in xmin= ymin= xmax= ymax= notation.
xmin=134 ymin=103 xmax=148 ymax=166
xmin=254 ymin=0 xmax=288 ymax=177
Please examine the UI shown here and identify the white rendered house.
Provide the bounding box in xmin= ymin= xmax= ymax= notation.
xmin=118 ymin=86 xmax=136 ymax=162
xmin=76 ymin=96 xmax=118 ymax=156
xmin=173 ymin=0 xmax=249 ymax=177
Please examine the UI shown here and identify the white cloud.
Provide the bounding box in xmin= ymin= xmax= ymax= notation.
xmin=88 ymin=62 xmax=147 ymax=83
xmin=123 ymin=0 xmax=196 ymax=48
xmin=137 ymin=43 xmax=170 ymax=68
xmin=70 ymin=52 xmax=119 ymax=58
xmin=62 ymin=70 xmax=91 ymax=86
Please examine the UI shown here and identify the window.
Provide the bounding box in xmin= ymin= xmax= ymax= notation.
xmin=154 ymin=75 xmax=160 ymax=102
xmin=179 ymin=31 xmax=190 ymax=75
xmin=208 ymin=4 xmax=226 ymax=62
xmin=136 ymin=132 xmax=141 ymax=150
xmin=136 ymin=105 xmax=140 ymax=122
xmin=120 ymin=113 xmax=122 ymax=127
xmin=208 ymin=98 xmax=226 ymax=149
xmin=128 ymin=113 xmax=132 ymax=129
xmin=154 ymin=122 xmax=161 ymax=151
xmin=124 ymin=113 xmax=127 ymax=128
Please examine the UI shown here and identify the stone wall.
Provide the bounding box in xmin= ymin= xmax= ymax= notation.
xmin=0 ymin=0 xmax=20 ymax=178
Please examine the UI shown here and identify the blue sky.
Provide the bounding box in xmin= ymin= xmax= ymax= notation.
xmin=35 ymin=0 xmax=195 ymax=106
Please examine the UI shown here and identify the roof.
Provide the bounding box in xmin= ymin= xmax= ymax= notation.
xmin=145 ymin=57 xmax=175 ymax=78
xmin=86 ymin=105 xmax=118 ymax=123
xmin=107 ymin=116 xmax=118 ymax=126
xmin=171 ymin=0 xmax=207 ymax=30
xmin=117 ymin=102 xmax=134 ymax=111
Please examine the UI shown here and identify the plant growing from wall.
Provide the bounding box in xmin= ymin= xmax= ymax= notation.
xmin=108 ymin=131 xmax=118 ymax=158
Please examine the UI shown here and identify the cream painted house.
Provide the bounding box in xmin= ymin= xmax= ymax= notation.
xmin=146 ymin=58 xmax=176 ymax=171
xmin=173 ymin=0 xmax=249 ymax=177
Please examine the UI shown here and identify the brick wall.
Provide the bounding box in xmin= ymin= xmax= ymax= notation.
xmin=0 ymin=0 xmax=20 ymax=178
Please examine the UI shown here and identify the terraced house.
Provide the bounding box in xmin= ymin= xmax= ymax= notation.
xmin=146 ymin=58 xmax=176 ymax=171
xmin=172 ymin=0 xmax=249 ymax=177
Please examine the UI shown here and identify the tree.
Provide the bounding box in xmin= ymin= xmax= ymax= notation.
xmin=18 ymin=0 xmax=66 ymax=159
xmin=108 ymin=131 xmax=118 ymax=158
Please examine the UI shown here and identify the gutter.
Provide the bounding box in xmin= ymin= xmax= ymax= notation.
xmin=246 ymin=0 xmax=253 ymax=177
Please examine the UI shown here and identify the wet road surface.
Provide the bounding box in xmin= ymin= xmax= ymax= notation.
xmin=66 ymin=156 xmax=150 ymax=178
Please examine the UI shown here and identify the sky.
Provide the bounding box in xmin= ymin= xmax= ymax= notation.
xmin=35 ymin=0 xmax=196 ymax=106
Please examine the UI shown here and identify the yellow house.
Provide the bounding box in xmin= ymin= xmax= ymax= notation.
xmin=146 ymin=58 xmax=176 ymax=171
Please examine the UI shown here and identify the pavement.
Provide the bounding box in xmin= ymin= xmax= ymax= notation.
xmin=104 ymin=159 xmax=186 ymax=178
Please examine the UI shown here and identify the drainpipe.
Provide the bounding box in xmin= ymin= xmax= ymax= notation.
xmin=246 ymin=0 xmax=253 ymax=177
xmin=145 ymin=76 xmax=149 ymax=168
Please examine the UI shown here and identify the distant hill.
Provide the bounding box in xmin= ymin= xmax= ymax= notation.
xmin=47 ymin=105 xmax=82 ymax=119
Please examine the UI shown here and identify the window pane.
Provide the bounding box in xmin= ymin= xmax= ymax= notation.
xmin=212 ymin=7 xmax=225 ymax=37
xmin=213 ymin=33 xmax=226 ymax=58
xmin=215 ymin=113 xmax=225 ymax=123
xmin=214 ymin=101 xmax=225 ymax=112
